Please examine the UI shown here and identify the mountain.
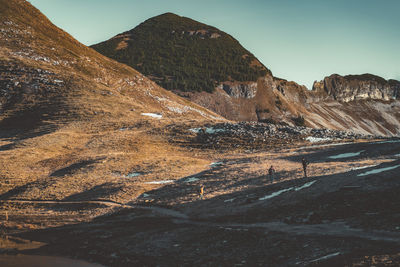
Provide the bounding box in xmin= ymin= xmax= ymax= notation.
xmin=92 ymin=13 xmax=400 ymax=136
xmin=0 ymin=0 xmax=221 ymax=202
xmin=91 ymin=13 xmax=269 ymax=93
xmin=91 ymin=13 xmax=278 ymax=121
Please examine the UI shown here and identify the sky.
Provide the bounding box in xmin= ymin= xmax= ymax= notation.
xmin=29 ymin=0 xmax=400 ymax=89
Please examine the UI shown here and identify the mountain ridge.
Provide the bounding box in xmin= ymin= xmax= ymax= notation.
xmin=3 ymin=2 xmax=399 ymax=139
xmin=91 ymin=12 xmax=400 ymax=136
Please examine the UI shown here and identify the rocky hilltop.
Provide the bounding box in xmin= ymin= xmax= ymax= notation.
xmin=91 ymin=13 xmax=269 ymax=94
xmin=91 ymin=13 xmax=281 ymax=122
xmin=312 ymin=74 xmax=400 ymax=102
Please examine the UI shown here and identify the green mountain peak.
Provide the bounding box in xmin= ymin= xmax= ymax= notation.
xmin=91 ymin=13 xmax=270 ymax=93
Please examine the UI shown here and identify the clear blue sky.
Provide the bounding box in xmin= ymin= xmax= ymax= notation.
xmin=30 ymin=0 xmax=400 ymax=88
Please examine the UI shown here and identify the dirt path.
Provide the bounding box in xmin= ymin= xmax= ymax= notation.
xmin=3 ymin=199 xmax=399 ymax=245
xmin=0 ymin=199 xmax=188 ymax=219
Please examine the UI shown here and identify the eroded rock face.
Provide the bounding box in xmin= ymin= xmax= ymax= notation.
xmin=312 ymin=74 xmax=400 ymax=102
xmin=274 ymin=78 xmax=309 ymax=104
xmin=218 ymin=82 xmax=258 ymax=99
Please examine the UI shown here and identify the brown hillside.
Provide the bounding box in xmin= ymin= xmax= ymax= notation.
xmin=0 ymin=0 xmax=223 ymax=206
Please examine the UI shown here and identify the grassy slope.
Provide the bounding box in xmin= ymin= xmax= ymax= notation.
xmin=0 ymin=0 xmax=222 ymax=204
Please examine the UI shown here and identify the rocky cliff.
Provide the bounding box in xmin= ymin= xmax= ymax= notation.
xmin=218 ymin=82 xmax=258 ymax=99
xmin=312 ymin=74 xmax=400 ymax=102
xmin=286 ymin=74 xmax=400 ymax=136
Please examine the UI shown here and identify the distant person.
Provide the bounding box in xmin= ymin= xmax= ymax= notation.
xmin=199 ymin=185 xmax=204 ymax=200
xmin=268 ymin=165 xmax=276 ymax=183
xmin=302 ymin=158 xmax=309 ymax=178
xmin=196 ymin=127 xmax=206 ymax=143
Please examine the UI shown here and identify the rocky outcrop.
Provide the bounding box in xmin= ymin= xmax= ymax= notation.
xmin=312 ymin=74 xmax=400 ymax=102
xmin=273 ymin=77 xmax=309 ymax=104
xmin=218 ymin=82 xmax=258 ymax=99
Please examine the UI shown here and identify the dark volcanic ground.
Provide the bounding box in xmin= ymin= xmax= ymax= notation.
xmin=1 ymin=139 xmax=400 ymax=266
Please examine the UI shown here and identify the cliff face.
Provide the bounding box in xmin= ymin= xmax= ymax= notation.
xmin=274 ymin=78 xmax=309 ymax=104
xmin=312 ymin=74 xmax=400 ymax=102
xmin=255 ymin=74 xmax=400 ymax=137
xmin=218 ymin=82 xmax=258 ymax=99
xmin=297 ymin=74 xmax=400 ymax=136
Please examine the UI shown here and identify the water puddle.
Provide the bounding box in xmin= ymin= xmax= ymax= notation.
xmin=259 ymin=180 xmax=317 ymax=201
xmin=357 ymin=165 xmax=400 ymax=177
xmin=309 ymin=252 xmax=341 ymax=263
xmin=210 ymin=162 xmax=223 ymax=168
xmin=126 ymin=172 xmax=142 ymax=178
xmin=294 ymin=180 xmax=316 ymax=191
xmin=259 ymin=188 xmax=293 ymax=201
xmin=0 ymin=254 xmax=105 ymax=267
xmin=329 ymin=150 xmax=364 ymax=159
xmin=184 ymin=177 xmax=199 ymax=183
xmin=350 ymin=165 xmax=378 ymax=171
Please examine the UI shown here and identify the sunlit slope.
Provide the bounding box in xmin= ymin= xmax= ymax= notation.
xmin=0 ymin=0 xmax=222 ymax=203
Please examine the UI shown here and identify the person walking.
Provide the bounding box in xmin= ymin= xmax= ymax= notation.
xmin=302 ymin=158 xmax=309 ymax=178
xmin=268 ymin=165 xmax=276 ymax=183
xmin=199 ymin=185 xmax=204 ymax=200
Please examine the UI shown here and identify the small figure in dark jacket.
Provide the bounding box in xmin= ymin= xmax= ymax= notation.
xmin=268 ymin=165 xmax=276 ymax=183
xmin=302 ymin=158 xmax=309 ymax=178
